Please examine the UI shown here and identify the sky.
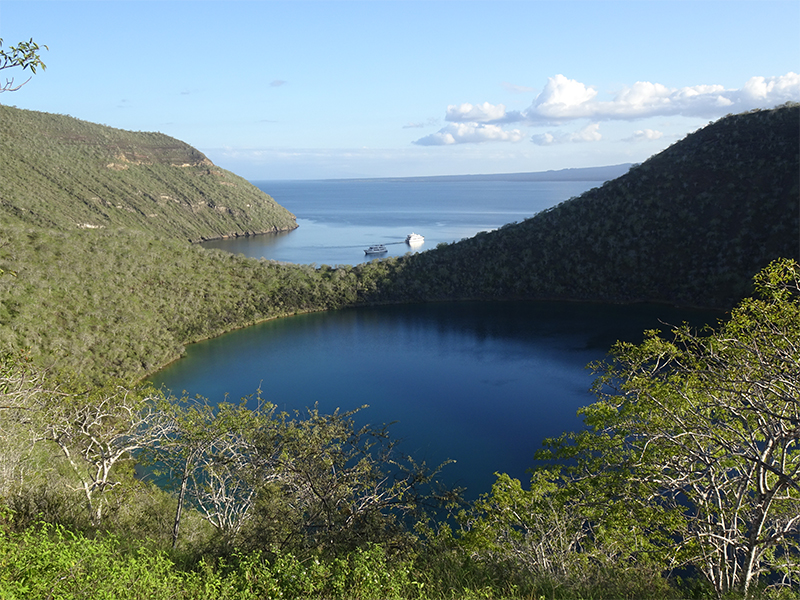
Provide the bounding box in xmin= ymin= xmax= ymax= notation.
xmin=1 ymin=0 xmax=798 ymax=180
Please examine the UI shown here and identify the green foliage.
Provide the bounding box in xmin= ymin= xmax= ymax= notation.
xmin=0 ymin=38 xmax=47 ymax=93
xmin=0 ymin=105 xmax=297 ymax=241
xmin=0 ymin=523 xmax=186 ymax=599
xmin=0 ymin=521 xmax=425 ymax=600
xmin=455 ymin=470 xmax=677 ymax=599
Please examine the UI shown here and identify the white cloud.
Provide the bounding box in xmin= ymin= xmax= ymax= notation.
xmin=524 ymin=72 xmax=800 ymax=122
xmin=415 ymin=72 xmax=798 ymax=148
xmin=529 ymin=74 xmax=598 ymax=120
xmin=574 ymin=123 xmax=602 ymax=142
xmin=740 ymin=72 xmax=800 ymax=102
xmin=446 ymin=102 xmax=509 ymax=122
xmin=414 ymin=122 xmax=525 ymax=146
xmin=531 ymin=123 xmax=602 ymax=145
xmin=625 ymin=129 xmax=664 ymax=142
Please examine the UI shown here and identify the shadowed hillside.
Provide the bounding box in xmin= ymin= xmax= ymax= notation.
xmin=364 ymin=103 xmax=799 ymax=309
xmin=0 ymin=105 xmax=297 ymax=241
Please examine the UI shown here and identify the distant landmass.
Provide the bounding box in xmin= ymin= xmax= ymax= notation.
xmin=338 ymin=164 xmax=633 ymax=184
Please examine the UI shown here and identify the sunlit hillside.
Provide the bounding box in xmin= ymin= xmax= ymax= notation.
xmin=0 ymin=104 xmax=797 ymax=382
xmin=0 ymin=105 xmax=297 ymax=241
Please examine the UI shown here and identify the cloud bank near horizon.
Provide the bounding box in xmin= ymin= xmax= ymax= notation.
xmin=414 ymin=72 xmax=800 ymax=146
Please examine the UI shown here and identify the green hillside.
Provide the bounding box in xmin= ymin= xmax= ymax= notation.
xmin=366 ymin=103 xmax=800 ymax=309
xmin=0 ymin=105 xmax=297 ymax=241
xmin=0 ymin=104 xmax=797 ymax=383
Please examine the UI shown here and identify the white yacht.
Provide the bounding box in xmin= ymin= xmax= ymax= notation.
xmin=364 ymin=244 xmax=388 ymax=255
xmin=405 ymin=233 xmax=424 ymax=245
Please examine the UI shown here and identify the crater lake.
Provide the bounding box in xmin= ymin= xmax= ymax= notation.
xmin=149 ymin=176 xmax=721 ymax=498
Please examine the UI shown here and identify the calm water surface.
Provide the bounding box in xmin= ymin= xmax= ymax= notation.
xmin=154 ymin=178 xmax=722 ymax=498
xmin=150 ymin=301 xmax=719 ymax=498
xmin=203 ymin=179 xmax=602 ymax=265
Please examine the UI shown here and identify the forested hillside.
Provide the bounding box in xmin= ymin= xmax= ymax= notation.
xmin=0 ymin=105 xmax=297 ymax=241
xmin=366 ymin=103 xmax=800 ymax=308
xmin=0 ymin=104 xmax=798 ymax=382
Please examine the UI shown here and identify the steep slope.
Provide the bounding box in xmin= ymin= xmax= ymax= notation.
xmin=0 ymin=105 xmax=296 ymax=241
xmin=365 ymin=104 xmax=799 ymax=309
xmin=0 ymin=104 xmax=797 ymax=382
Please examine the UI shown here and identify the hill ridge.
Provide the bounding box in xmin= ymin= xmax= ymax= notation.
xmin=0 ymin=105 xmax=297 ymax=242
xmin=363 ymin=103 xmax=800 ymax=309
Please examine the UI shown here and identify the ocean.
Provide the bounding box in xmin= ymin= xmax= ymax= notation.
xmin=202 ymin=178 xmax=604 ymax=265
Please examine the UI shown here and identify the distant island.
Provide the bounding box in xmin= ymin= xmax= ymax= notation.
xmin=320 ymin=163 xmax=633 ymax=184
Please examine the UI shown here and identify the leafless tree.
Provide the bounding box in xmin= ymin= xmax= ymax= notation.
xmin=33 ymin=385 xmax=173 ymax=526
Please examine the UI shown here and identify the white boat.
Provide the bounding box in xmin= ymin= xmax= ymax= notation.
xmin=405 ymin=232 xmax=424 ymax=245
xmin=364 ymin=244 xmax=388 ymax=255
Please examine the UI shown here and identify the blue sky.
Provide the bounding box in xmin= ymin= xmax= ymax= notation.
xmin=1 ymin=1 xmax=798 ymax=180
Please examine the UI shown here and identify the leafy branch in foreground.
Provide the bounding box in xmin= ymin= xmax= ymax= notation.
xmin=0 ymin=38 xmax=47 ymax=92
xmin=537 ymin=258 xmax=800 ymax=597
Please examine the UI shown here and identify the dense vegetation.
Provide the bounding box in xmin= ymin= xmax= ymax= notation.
xmin=0 ymin=105 xmax=297 ymax=241
xmin=1 ymin=101 xmax=799 ymax=598
xmin=1 ymin=260 xmax=798 ymax=599
xmin=0 ymin=225 xmax=377 ymax=381
xmin=1 ymin=105 xmax=797 ymax=384
xmin=365 ymin=104 xmax=800 ymax=308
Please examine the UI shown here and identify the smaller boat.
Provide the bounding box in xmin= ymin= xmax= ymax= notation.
xmin=405 ymin=233 xmax=424 ymax=245
xmin=364 ymin=244 xmax=388 ymax=255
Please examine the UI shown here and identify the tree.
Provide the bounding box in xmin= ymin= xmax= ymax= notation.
xmin=0 ymin=38 xmax=47 ymax=93
xmin=0 ymin=352 xmax=46 ymax=498
xmin=32 ymin=381 xmax=172 ymax=526
xmin=245 ymin=404 xmax=449 ymax=555
xmin=148 ymin=395 xmax=279 ymax=547
xmin=539 ymin=258 xmax=800 ymax=597
xmin=148 ymin=396 xmax=456 ymax=555
xmin=456 ymin=466 xmax=679 ymax=598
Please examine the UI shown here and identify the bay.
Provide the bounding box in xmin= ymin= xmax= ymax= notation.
xmin=202 ymin=179 xmax=603 ymax=265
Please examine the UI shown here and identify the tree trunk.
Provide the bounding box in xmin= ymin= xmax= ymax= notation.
xmin=172 ymin=455 xmax=193 ymax=548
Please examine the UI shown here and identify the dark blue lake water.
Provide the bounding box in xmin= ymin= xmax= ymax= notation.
xmin=151 ymin=178 xmax=721 ymax=498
